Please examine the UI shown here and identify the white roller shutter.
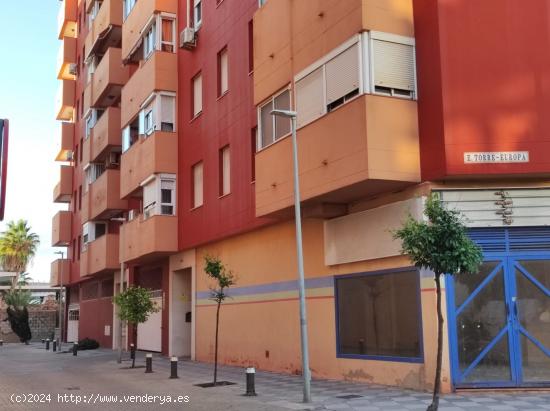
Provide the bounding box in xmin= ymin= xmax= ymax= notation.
xmin=143 ymin=179 xmax=157 ymax=211
xmin=193 ymin=162 xmax=203 ymax=207
xmin=193 ymin=74 xmax=202 ymax=116
xmin=160 ymin=95 xmax=175 ymax=129
xmin=325 ymin=43 xmax=359 ymax=103
xmin=372 ymin=39 xmax=415 ymax=92
xmin=296 ymin=67 xmax=324 ymax=128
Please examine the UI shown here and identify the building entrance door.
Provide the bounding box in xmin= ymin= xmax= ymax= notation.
xmin=447 ymin=229 xmax=550 ymax=388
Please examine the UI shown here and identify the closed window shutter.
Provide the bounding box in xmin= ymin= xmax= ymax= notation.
xmin=220 ymin=50 xmax=228 ymax=94
xmin=193 ymin=163 xmax=203 ymax=207
xmin=160 ymin=95 xmax=175 ymax=127
xmin=222 ymin=146 xmax=230 ymax=195
xmin=325 ymin=43 xmax=359 ymax=103
xmin=372 ymin=39 xmax=415 ymax=92
xmin=193 ymin=74 xmax=202 ymax=116
xmin=143 ymin=180 xmax=156 ymax=210
xmin=260 ymin=103 xmax=273 ymax=148
xmin=296 ymin=67 xmax=324 ymax=127
xmin=138 ymin=110 xmax=145 ymax=134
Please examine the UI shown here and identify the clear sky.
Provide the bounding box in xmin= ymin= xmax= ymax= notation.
xmin=0 ymin=2 xmax=65 ymax=282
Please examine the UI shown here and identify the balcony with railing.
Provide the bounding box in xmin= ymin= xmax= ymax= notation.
xmin=50 ymin=259 xmax=71 ymax=287
xmin=119 ymin=214 xmax=177 ymax=263
xmin=81 ymin=169 xmax=128 ymax=224
xmin=53 ymin=165 xmax=74 ymax=203
xmin=80 ymin=233 xmax=120 ymax=277
xmin=56 ymin=36 xmax=77 ymax=81
xmin=55 ymin=79 xmax=76 ymax=121
xmin=57 ymin=0 xmax=77 ymax=39
xmin=52 ymin=211 xmax=72 ymax=247
xmin=85 ymin=0 xmax=123 ymax=58
xmin=91 ymin=48 xmax=129 ymax=108
xmin=90 ymin=107 xmax=122 ymax=162
xmin=55 ymin=122 xmax=75 ymax=162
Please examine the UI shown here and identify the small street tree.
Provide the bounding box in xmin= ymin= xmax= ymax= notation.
xmin=113 ymin=286 xmax=159 ymax=367
xmin=204 ymin=255 xmax=235 ymax=386
xmin=394 ymin=194 xmax=483 ymax=411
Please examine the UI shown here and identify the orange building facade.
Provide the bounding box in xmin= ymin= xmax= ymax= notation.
xmin=52 ymin=0 xmax=550 ymax=392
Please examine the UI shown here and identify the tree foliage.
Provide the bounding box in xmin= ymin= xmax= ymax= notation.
xmin=113 ymin=286 xmax=160 ymax=326
xmin=394 ymin=194 xmax=483 ymax=277
xmin=205 ymin=255 xmax=235 ymax=303
xmin=0 ymin=220 xmax=40 ymax=287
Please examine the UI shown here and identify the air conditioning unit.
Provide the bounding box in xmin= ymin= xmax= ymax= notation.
xmin=68 ymin=63 xmax=78 ymax=76
xmin=179 ymin=27 xmax=196 ymax=50
xmin=66 ymin=150 xmax=74 ymax=161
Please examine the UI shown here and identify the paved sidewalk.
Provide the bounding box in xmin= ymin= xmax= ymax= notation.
xmin=1 ymin=343 xmax=549 ymax=410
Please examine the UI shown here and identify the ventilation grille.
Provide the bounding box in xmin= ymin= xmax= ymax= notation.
xmin=469 ymin=228 xmax=550 ymax=254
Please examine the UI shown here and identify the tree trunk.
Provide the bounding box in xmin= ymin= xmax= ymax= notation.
xmin=427 ymin=273 xmax=443 ymax=411
xmin=213 ymin=300 xmax=221 ymax=385
xmin=132 ymin=324 xmax=137 ymax=368
xmin=7 ymin=306 xmax=31 ymax=343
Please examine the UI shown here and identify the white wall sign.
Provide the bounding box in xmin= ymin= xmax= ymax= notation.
xmin=464 ymin=151 xmax=529 ymax=164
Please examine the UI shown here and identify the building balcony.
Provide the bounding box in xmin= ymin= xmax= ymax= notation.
xmin=120 ymin=132 xmax=177 ymax=198
xmin=55 ymin=79 xmax=76 ymax=121
xmin=121 ymin=52 xmax=177 ymax=127
xmin=56 ymin=36 xmax=77 ymax=81
xmin=85 ymin=0 xmax=123 ymax=58
xmin=55 ymin=122 xmax=75 ymax=162
xmin=120 ymin=215 xmax=177 ymax=263
xmin=91 ymin=48 xmax=129 ymax=108
xmin=52 ymin=211 xmax=72 ymax=247
xmin=90 ymin=107 xmax=122 ymax=162
xmin=57 ymin=0 xmax=77 ymax=39
xmin=80 ymin=234 xmax=120 ymax=277
xmin=255 ymin=95 xmax=421 ymax=217
xmin=122 ymin=0 xmax=178 ymax=60
xmin=81 ymin=169 xmax=128 ymax=224
xmin=53 ymin=165 xmax=74 ymax=203
xmin=50 ymin=259 xmax=70 ymax=287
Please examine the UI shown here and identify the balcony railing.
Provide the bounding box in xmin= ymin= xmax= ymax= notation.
xmin=120 ymin=214 xmax=177 ymax=263
xmin=90 ymin=107 xmax=122 ymax=162
xmin=85 ymin=0 xmax=123 ymax=58
xmin=55 ymin=79 xmax=76 ymax=121
xmin=120 ymin=131 xmax=177 ymax=198
xmin=55 ymin=122 xmax=75 ymax=162
xmin=52 ymin=211 xmax=72 ymax=247
xmin=91 ymin=48 xmax=129 ymax=108
xmin=80 ymin=233 xmax=120 ymax=277
xmin=81 ymin=169 xmax=127 ymax=224
xmin=50 ymin=259 xmax=70 ymax=287
xmin=53 ymin=165 xmax=74 ymax=203
xmin=57 ymin=0 xmax=77 ymax=39
xmin=56 ymin=36 xmax=77 ymax=81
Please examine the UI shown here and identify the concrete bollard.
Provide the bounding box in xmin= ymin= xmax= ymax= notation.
xmin=130 ymin=344 xmax=136 ymax=368
xmin=72 ymin=342 xmax=78 ymax=356
xmin=53 ymin=340 xmax=57 ymax=352
xmin=170 ymin=357 xmax=178 ymax=379
xmin=46 ymin=339 xmax=50 ymax=350
xmin=145 ymin=353 xmax=153 ymax=373
xmin=245 ymin=367 xmax=257 ymax=396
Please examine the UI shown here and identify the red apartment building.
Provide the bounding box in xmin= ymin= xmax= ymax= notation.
xmin=52 ymin=0 xmax=550 ymax=392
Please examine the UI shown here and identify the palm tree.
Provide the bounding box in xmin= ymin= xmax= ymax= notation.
xmin=0 ymin=220 xmax=40 ymax=288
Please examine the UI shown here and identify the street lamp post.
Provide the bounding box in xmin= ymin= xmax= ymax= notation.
xmin=270 ymin=109 xmax=311 ymax=403
xmin=111 ymin=217 xmax=126 ymax=364
xmin=54 ymin=251 xmax=65 ymax=351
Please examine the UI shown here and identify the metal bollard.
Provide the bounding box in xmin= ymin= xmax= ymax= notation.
xmin=170 ymin=357 xmax=178 ymax=379
xmin=130 ymin=344 xmax=136 ymax=368
xmin=41 ymin=339 xmax=45 ymax=344
xmin=46 ymin=339 xmax=50 ymax=350
xmin=245 ymin=367 xmax=257 ymax=396
xmin=0 ymin=340 xmax=3 ymax=347
xmin=72 ymin=342 xmax=78 ymax=356
xmin=145 ymin=353 xmax=153 ymax=373
xmin=53 ymin=340 xmax=57 ymax=352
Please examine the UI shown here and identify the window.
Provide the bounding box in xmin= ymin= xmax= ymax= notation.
xmin=123 ymin=0 xmax=137 ymax=21
xmin=259 ymin=0 xmax=267 ymax=6
xmin=89 ymin=0 xmax=103 ymax=23
xmin=78 ymin=185 xmax=82 ymax=210
xmin=84 ymin=162 xmax=105 ymax=193
xmin=251 ymin=127 xmax=257 ymax=182
xmin=371 ymin=36 xmax=416 ymax=98
xmin=84 ymin=109 xmax=104 ymax=139
xmin=217 ymin=47 xmax=229 ymax=96
xmin=144 ymin=23 xmax=156 ymax=59
xmin=82 ymin=222 xmax=107 ymax=250
xmin=77 ymin=236 xmax=81 ymax=260
xmin=161 ymin=18 xmax=175 ymax=52
xmin=86 ymin=55 xmax=97 ymax=83
xmin=122 ymin=117 xmax=140 ymax=152
xmin=194 ymin=0 xmax=202 ymax=29
xmin=248 ymin=20 xmax=254 ymax=73
xmin=293 ymin=33 xmax=416 ymax=129
xmin=192 ymin=73 xmax=203 ymax=117
xmin=192 ymin=162 xmax=203 ymax=208
xmin=335 ymin=269 xmax=422 ymax=361
xmin=144 ymin=109 xmax=154 ymax=135
xmin=219 ymin=146 xmax=230 ymax=196
xmin=142 ymin=174 xmax=176 ymax=218
xmin=258 ymin=89 xmax=291 ymax=149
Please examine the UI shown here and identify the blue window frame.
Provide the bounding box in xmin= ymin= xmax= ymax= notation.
xmin=334 ymin=267 xmax=424 ymax=363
